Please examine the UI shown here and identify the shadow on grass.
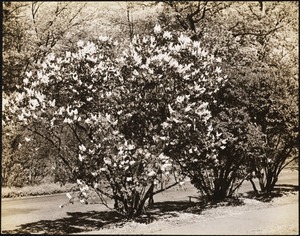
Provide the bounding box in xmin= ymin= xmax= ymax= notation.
xmin=135 ymin=200 xmax=203 ymax=224
xmin=286 ymin=166 xmax=298 ymax=171
xmin=2 ymin=210 xmax=124 ymax=234
xmin=152 ymin=200 xmax=201 ymax=212
xmin=137 ymin=194 xmax=247 ymax=223
xmin=274 ymin=184 xmax=299 ymax=192
xmin=142 ymin=196 xmax=243 ymax=222
xmin=2 ymin=201 xmax=205 ymax=234
xmin=243 ymin=184 xmax=298 ymax=202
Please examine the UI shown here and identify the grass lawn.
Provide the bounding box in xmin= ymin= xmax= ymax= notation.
xmin=2 ymin=183 xmax=78 ymax=198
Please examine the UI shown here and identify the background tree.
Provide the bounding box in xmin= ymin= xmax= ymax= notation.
xmin=97 ymin=1 xmax=161 ymax=55
xmin=240 ymin=65 xmax=298 ymax=194
xmin=225 ymin=2 xmax=298 ymax=194
xmin=158 ymin=1 xmax=298 ymax=195
xmin=158 ymin=1 xmax=232 ymax=39
xmin=2 ymin=2 xmax=96 ymax=187
xmin=2 ymin=2 xmax=30 ymax=94
xmin=2 ymin=2 xmax=94 ymax=94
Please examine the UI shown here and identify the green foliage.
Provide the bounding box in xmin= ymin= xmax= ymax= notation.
xmin=1 ymin=120 xmax=70 ymax=187
xmin=223 ymin=2 xmax=298 ymax=194
xmin=239 ymin=66 xmax=298 ymax=194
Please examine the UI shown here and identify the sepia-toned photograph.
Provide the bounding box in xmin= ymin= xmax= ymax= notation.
xmin=1 ymin=1 xmax=298 ymax=235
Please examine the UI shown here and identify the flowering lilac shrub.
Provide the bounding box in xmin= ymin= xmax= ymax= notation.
xmin=4 ymin=25 xmax=230 ymax=216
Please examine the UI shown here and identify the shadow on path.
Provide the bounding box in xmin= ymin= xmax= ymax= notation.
xmin=2 ymin=210 xmax=124 ymax=234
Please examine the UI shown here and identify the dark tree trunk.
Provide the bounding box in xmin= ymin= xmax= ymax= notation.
xmin=135 ymin=183 xmax=154 ymax=217
xmin=249 ymin=178 xmax=259 ymax=195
